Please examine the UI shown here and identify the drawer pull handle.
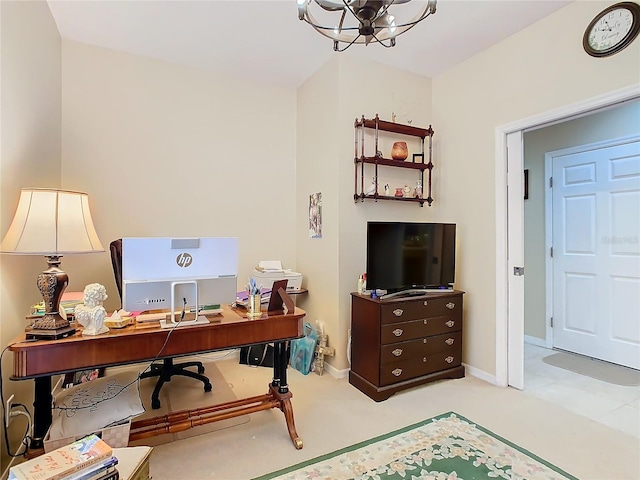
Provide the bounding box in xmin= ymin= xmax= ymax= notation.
xmin=392 ymin=368 xmax=403 ymax=377
xmin=446 ymin=320 xmax=455 ymax=328
xmin=393 ymin=309 xmax=404 ymax=317
xmin=446 ymin=302 xmax=455 ymax=310
xmin=423 ymin=357 xmax=427 ymax=363
xmin=393 ymin=328 xmax=404 ymax=337
xmin=423 ymin=301 xmax=428 ymax=306
xmin=423 ymin=319 xmax=428 ymax=325
xmin=445 ymin=356 xmax=454 ymax=364
xmin=392 ymin=348 xmax=403 ymax=357
xmin=445 ymin=338 xmax=455 ymax=345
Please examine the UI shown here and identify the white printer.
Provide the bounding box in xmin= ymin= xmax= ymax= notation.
xmin=251 ymin=260 xmax=303 ymax=292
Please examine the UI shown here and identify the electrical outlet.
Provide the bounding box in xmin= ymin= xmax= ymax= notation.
xmin=5 ymin=394 xmax=14 ymax=426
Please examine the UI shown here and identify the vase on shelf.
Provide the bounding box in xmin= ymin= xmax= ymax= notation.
xmin=391 ymin=142 xmax=408 ymax=161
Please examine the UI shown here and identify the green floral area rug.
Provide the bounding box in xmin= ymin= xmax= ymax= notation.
xmin=254 ymin=412 xmax=577 ymax=480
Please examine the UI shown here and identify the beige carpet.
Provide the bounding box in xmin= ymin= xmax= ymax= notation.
xmin=113 ymin=360 xmax=249 ymax=447
xmin=146 ymin=357 xmax=640 ymax=480
xmin=543 ymin=351 xmax=640 ymax=386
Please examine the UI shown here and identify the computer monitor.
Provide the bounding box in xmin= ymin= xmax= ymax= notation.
xmin=122 ymin=237 xmax=238 ymax=326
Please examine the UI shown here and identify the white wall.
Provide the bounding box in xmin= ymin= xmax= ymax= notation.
xmin=297 ymin=54 xmax=432 ymax=371
xmin=296 ymin=56 xmax=342 ymax=364
xmin=0 ymin=0 xmax=62 ymax=468
xmin=59 ymin=41 xmax=298 ymax=311
xmin=523 ymin=100 xmax=640 ymax=341
xmin=432 ymin=0 xmax=640 ymax=376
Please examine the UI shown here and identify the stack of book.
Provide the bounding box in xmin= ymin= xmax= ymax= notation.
xmin=9 ymin=434 xmax=119 ymax=480
xmin=30 ymin=292 xmax=84 ymax=317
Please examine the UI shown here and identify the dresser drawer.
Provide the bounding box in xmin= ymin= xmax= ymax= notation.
xmin=381 ymin=314 xmax=461 ymax=344
xmin=380 ymin=332 xmax=462 ymax=364
xmin=380 ymin=295 xmax=462 ymax=325
xmin=380 ymin=350 xmax=462 ymax=386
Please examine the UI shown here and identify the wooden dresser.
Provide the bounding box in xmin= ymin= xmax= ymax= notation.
xmin=349 ymin=291 xmax=465 ymax=401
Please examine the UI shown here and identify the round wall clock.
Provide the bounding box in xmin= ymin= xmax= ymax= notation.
xmin=583 ymin=2 xmax=640 ymax=57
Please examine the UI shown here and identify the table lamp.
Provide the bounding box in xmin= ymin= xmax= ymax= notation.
xmin=1 ymin=188 xmax=104 ymax=339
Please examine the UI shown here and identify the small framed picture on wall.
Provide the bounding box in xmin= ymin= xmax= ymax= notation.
xmin=309 ymin=192 xmax=322 ymax=238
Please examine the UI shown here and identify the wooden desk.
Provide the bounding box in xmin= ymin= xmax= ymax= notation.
xmin=9 ymin=305 xmax=305 ymax=451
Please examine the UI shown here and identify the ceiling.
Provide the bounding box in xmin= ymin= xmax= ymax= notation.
xmin=46 ymin=0 xmax=574 ymax=88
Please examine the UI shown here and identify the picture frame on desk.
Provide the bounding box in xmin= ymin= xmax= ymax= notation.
xmin=267 ymin=280 xmax=289 ymax=312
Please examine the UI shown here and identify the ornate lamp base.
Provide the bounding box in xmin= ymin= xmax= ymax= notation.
xmin=26 ymin=325 xmax=76 ymax=340
xmin=27 ymin=256 xmax=76 ymax=340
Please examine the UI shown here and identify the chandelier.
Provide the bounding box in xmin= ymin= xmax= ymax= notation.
xmin=297 ymin=0 xmax=437 ymax=52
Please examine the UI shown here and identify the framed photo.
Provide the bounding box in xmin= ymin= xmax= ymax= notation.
xmin=309 ymin=192 xmax=322 ymax=238
xmin=63 ymin=368 xmax=105 ymax=388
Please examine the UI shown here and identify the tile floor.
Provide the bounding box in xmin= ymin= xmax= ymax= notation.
xmin=523 ymin=343 xmax=640 ymax=438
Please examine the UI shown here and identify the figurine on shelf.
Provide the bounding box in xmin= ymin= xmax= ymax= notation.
xmin=365 ymin=176 xmax=377 ymax=196
xmin=403 ymin=185 xmax=413 ymax=197
xmin=415 ymin=180 xmax=423 ymax=199
xmin=384 ymin=184 xmax=390 ymax=196
xmin=74 ymin=283 xmax=109 ymax=336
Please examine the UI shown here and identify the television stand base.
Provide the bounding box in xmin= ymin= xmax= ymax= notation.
xmin=379 ymin=288 xmax=453 ymax=300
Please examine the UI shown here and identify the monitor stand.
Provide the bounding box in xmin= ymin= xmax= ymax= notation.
xmin=160 ymin=280 xmax=211 ymax=328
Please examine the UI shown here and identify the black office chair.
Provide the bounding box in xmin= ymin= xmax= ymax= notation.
xmin=109 ymin=239 xmax=212 ymax=409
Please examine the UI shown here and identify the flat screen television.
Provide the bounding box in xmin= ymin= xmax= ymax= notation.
xmin=366 ymin=222 xmax=456 ymax=299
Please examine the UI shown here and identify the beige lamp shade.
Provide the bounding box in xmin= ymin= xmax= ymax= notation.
xmin=1 ymin=188 xmax=104 ymax=255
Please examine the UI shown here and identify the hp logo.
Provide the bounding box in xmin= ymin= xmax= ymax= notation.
xmin=176 ymin=253 xmax=193 ymax=268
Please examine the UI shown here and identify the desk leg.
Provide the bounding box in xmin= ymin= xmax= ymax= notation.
xmin=271 ymin=341 xmax=289 ymax=394
xmin=270 ymin=341 xmax=300 ymax=448
xmin=32 ymin=376 xmax=52 ymax=449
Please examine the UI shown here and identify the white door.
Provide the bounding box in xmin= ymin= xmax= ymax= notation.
xmin=552 ymin=136 xmax=640 ymax=369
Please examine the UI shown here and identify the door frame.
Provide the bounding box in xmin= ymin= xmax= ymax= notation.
xmin=495 ymin=83 xmax=640 ymax=388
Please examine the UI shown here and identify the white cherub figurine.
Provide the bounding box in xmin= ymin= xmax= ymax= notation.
xmin=74 ymin=283 xmax=109 ymax=336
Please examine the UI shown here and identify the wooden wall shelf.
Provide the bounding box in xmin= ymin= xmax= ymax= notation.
xmin=353 ymin=114 xmax=435 ymax=207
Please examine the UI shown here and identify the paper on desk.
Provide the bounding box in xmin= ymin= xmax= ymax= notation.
xmin=257 ymin=260 xmax=283 ymax=271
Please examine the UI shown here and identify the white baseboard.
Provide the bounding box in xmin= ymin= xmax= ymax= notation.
xmin=463 ymin=363 xmax=501 ymax=386
xmin=324 ymin=362 xmax=349 ymax=379
xmin=524 ymin=335 xmax=546 ymax=348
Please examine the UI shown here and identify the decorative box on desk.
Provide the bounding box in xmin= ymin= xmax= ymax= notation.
xmin=349 ymin=291 xmax=465 ymax=402
xmin=44 ymin=420 xmax=131 ymax=453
